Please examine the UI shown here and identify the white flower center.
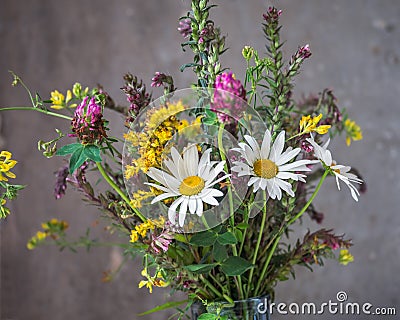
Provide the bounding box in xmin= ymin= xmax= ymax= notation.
xmin=179 ymin=175 xmax=205 ymax=196
xmin=253 ymin=159 xmax=278 ymax=179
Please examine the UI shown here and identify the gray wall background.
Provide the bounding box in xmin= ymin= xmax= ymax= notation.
xmin=1 ymin=0 xmax=399 ymax=319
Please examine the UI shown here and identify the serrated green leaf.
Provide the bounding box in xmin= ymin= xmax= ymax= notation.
xmin=213 ymin=242 xmax=228 ymax=262
xmin=56 ymin=143 xmax=82 ymax=156
xmin=190 ymin=231 xmax=217 ymax=246
xmin=69 ymin=146 xmax=87 ymax=173
xmin=138 ymin=299 xmax=189 ymax=316
xmin=84 ymin=145 xmax=102 ymax=163
xmin=217 ymin=232 xmax=237 ymax=245
xmin=221 ymin=256 xmax=253 ymax=276
xmin=184 ymin=263 xmax=216 ymax=274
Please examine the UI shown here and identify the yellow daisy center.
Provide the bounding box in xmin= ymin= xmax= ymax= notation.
xmin=179 ymin=175 xmax=205 ymax=196
xmin=253 ymin=159 xmax=278 ymax=179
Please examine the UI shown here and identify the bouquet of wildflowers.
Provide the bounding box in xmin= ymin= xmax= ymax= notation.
xmin=1 ymin=1 xmax=364 ymax=319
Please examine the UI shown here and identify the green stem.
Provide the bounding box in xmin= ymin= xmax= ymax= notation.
xmin=200 ymin=275 xmax=223 ymax=299
xmin=217 ymin=124 xmax=244 ymax=299
xmin=96 ymin=162 xmax=146 ymax=222
xmin=0 ymin=106 xmax=73 ymax=121
xmin=254 ymin=169 xmax=329 ymax=295
xmin=246 ymin=191 xmax=267 ymax=298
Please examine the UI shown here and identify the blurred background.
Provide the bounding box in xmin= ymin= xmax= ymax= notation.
xmin=1 ymin=0 xmax=399 ymax=319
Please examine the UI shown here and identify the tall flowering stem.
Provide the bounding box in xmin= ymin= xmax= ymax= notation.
xmin=180 ymin=0 xmax=225 ymax=88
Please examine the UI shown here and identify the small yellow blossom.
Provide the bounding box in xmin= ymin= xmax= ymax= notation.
xmin=124 ymin=101 xmax=193 ymax=178
xmin=130 ymin=230 xmax=139 ymax=243
xmin=138 ymin=269 xmax=168 ymax=293
xmin=344 ymin=118 xmax=363 ymax=146
xmin=50 ymin=90 xmax=65 ymax=109
xmin=0 ymin=150 xmax=17 ymax=182
xmin=339 ymin=249 xmax=354 ymax=266
xmin=1 ymin=199 xmax=5 ymax=206
xmin=299 ymin=114 xmax=331 ymax=135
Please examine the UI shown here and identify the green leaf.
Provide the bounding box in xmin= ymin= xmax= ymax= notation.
xmin=213 ymin=242 xmax=228 ymax=262
xmin=56 ymin=143 xmax=82 ymax=156
xmin=190 ymin=231 xmax=217 ymax=246
xmin=69 ymin=146 xmax=87 ymax=173
xmin=236 ymin=223 xmax=249 ymax=230
xmin=217 ymin=232 xmax=237 ymax=245
xmin=221 ymin=256 xmax=254 ymax=276
xmin=198 ymin=314 xmax=218 ymax=320
xmin=137 ymin=299 xmax=189 ymax=316
xmin=205 ymin=109 xmax=217 ymax=120
xmin=180 ymin=62 xmax=200 ymax=72
xmin=83 ymin=144 xmax=102 ymax=163
xmin=184 ymin=263 xmax=216 ymax=274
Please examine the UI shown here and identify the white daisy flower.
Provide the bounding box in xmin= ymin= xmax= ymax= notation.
xmin=306 ymin=135 xmax=363 ymax=201
xmin=231 ymin=129 xmax=316 ymax=199
xmin=145 ymin=144 xmax=229 ymax=227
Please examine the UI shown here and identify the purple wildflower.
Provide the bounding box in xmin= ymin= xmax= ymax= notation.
xmin=121 ymin=73 xmax=151 ymax=123
xmin=178 ymin=18 xmax=192 ymax=38
xmin=212 ymin=72 xmax=247 ymax=123
xmin=54 ymin=165 xmax=69 ymax=199
xmin=151 ymin=72 xmax=175 ymax=93
xmin=297 ymin=44 xmax=312 ymax=59
xmin=263 ymin=7 xmax=282 ymax=25
xmin=71 ymin=95 xmax=107 ymax=144
xmin=151 ymin=230 xmax=174 ymax=254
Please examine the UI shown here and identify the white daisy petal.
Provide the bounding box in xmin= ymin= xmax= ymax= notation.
xmin=145 ymin=144 xmax=228 ymax=227
xmin=188 ymin=198 xmax=197 ymax=215
xmin=179 ymin=199 xmax=189 ymax=227
xmin=196 ymin=198 xmax=203 ymax=216
xmin=260 ymin=129 xmax=272 ymax=159
xmin=168 ymin=197 xmax=184 ymax=225
xmin=202 ymin=196 xmax=220 ymax=206
xmin=275 ymin=147 xmax=300 ymax=166
xmin=270 ymin=131 xmax=285 ymax=161
xmin=184 ymin=144 xmax=199 ymax=176
xmin=244 ymin=135 xmax=261 ymax=157
xmin=151 ymin=192 xmax=176 ymax=204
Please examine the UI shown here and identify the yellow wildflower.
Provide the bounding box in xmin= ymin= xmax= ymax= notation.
xmin=124 ymin=101 xmax=191 ymax=178
xmin=50 ymin=90 xmax=65 ymax=109
xmin=344 ymin=118 xmax=363 ymax=146
xmin=130 ymin=230 xmax=139 ymax=243
xmin=0 ymin=151 xmax=17 ymax=182
xmin=299 ymin=114 xmax=331 ymax=135
xmin=65 ymin=90 xmax=77 ymax=108
xmin=138 ymin=269 xmax=168 ymax=293
xmin=339 ymin=249 xmax=354 ymax=266
xmin=1 ymin=199 xmax=5 ymax=206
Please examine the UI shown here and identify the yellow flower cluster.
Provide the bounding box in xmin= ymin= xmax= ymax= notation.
xmin=138 ymin=269 xmax=168 ymax=293
xmin=124 ymin=101 xmax=193 ymax=179
xmin=50 ymin=83 xmax=88 ymax=109
xmin=130 ymin=216 xmax=165 ymax=243
xmin=344 ymin=118 xmax=363 ymax=146
xmin=130 ymin=189 xmax=157 ymax=209
xmin=299 ymin=114 xmax=331 ymax=135
xmin=27 ymin=218 xmax=69 ymax=250
xmin=339 ymin=249 xmax=354 ymax=266
xmin=0 ymin=151 xmax=17 ymax=182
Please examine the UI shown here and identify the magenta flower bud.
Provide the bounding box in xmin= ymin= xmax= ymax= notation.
xmin=298 ymin=44 xmax=312 ymax=59
xmin=178 ymin=18 xmax=192 ymax=38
